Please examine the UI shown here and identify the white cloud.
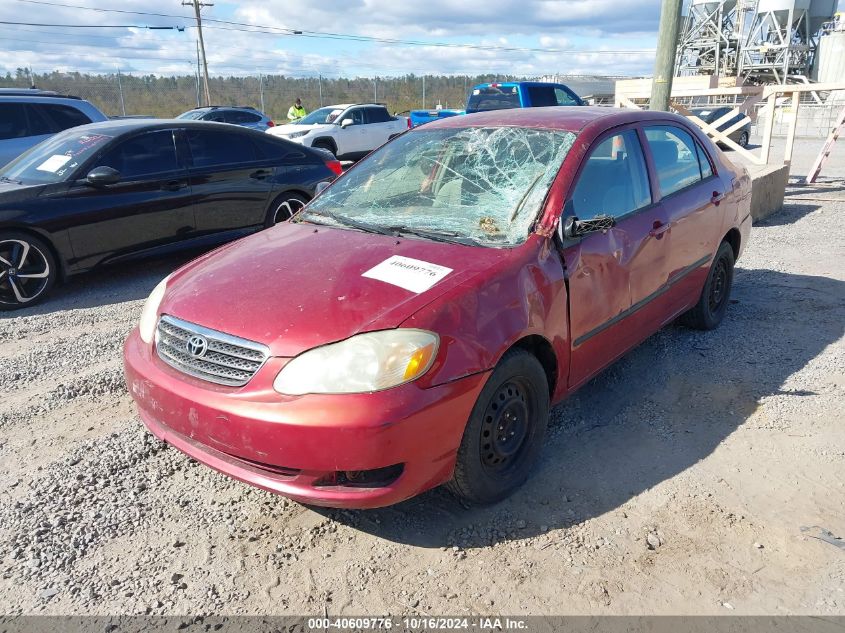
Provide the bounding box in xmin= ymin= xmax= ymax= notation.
xmin=0 ymin=0 xmax=659 ymax=77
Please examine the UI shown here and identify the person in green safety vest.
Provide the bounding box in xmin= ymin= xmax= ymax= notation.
xmin=287 ymin=98 xmax=307 ymax=122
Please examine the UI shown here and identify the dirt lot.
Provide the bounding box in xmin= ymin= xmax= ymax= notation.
xmin=0 ymin=141 xmax=843 ymax=616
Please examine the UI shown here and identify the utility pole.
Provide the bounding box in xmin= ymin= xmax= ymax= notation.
xmin=116 ymin=68 xmax=126 ymax=116
xmin=318 ymin=74 xmax=323 ymax=106
xmin=650 ymin=0 xmax=683 ymax=111
xmin=259 ymin=73 xmax=265 ymax=113
xmin=183 ymin=0 xmax=212 ymax=106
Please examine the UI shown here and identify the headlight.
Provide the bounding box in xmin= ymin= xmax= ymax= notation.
xmin=274 ymin=329 xmax=439 ymax=395
xmin=287 ymin=131 xmax=308 ymax=139
xmin=138 ymin=275 xmax=170 ymax=344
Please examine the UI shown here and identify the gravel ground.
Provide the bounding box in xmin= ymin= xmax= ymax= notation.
xmin=0 ymin=141 xmax=843 ymax=615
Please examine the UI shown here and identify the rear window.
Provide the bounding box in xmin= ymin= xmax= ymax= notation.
xmin=34 ymin=104 xmax=92 ymax=131
xmin=466 ymin=86 xmax=520 ymax=113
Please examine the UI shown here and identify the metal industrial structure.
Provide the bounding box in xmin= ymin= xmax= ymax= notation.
xmin=676 ymin=0 xmax=841 ymax=84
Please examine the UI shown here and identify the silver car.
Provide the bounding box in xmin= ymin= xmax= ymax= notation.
xmin=0 ymin=89 xmax=109 ymax=167
xmin=177 ymin=106 xmax=276 ymax=131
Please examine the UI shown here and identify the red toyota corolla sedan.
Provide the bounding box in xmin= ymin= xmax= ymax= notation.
xmin=124 ymin=107 xmax=751 ymax=509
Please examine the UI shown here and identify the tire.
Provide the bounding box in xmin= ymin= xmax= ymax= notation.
xmin=738 ymin=131 xmax=749 ymax=148
xmin=447 ymin=349 xmax=550 ymax=505
xmin=265 ymin=192 xmax=309 ymax=227
xmin=312 ymin=140 xmax=336 ymax=157
xmin=679 ymin=241 xmax=735 ymax=330
xmin=0 ymin=231 xmax=57 ymax=311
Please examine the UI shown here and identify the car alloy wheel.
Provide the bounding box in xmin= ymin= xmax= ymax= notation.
xmin=0 ymin=238 xmax=52 ymax=307
xmin=739 ymin=131 xmax=749 ymax=148
xmin=274 ymin=197 xmax=307 ymax=224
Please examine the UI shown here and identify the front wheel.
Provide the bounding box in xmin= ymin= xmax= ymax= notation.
xmin=265 ymin=192 xmax=309 ymax=227
xmin=679 ymin=241 xmax=735 ymax=330
xmin=738 ymin=131 xmax=749 ymax=148
xmin=447 ymin=349 xmax=549 ymax=505
xmin=0 ymin=232 xmax=57 ymax=311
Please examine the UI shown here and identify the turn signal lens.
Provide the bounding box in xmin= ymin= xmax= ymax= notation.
xmin=404 ymin=343 xmax=435 ymax=380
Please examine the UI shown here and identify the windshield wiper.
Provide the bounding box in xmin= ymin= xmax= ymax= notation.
xmin=0 ymin=176 xmax=21 ymax=184
xmin=384 ymin=225 xmax=481 ymax=246
xmin=298 ymin=210 xmax=395 ymax=236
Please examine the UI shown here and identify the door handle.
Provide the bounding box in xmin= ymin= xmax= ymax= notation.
xmin=161 ymin=180 xmax=186 ymax=192
xmin=711 ymin=190 xmax=726 ymax=205
xmin=250 ymin=169 xmax=272 ymax=180
xmin=649 ymin=220 xmax=670 ymax=238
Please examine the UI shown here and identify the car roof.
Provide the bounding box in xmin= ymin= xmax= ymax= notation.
xmin=0 ymin=88 xmax=81 ymax=99
xmin=58 ymin=118 xmax=271 ymax=136
xmin=424 ymin=106 xmax=689 ymax=133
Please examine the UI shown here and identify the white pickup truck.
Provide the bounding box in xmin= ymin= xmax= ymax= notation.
xmin=266 ymin=103 xmax=409 ymax=161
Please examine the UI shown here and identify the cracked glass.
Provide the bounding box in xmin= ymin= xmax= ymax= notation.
xmin=302 ymin=126 xmax=577 ymax=246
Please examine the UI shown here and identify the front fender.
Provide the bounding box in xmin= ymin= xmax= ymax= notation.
xmin=401 ymin=236 xmax=570 ymax=398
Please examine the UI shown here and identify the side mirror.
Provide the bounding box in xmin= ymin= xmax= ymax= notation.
xmin=340 ymin=118 xmax=353 ymax=128
xmin=562 ymin=214 xmax=616 ymax=239
xmin=315 ymin=181 xmax=331 ymax=195
xmin=86 ymin=166 xmax=121 ymax=186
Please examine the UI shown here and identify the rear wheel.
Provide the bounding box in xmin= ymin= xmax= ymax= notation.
xmin=312 ymin=140 xmax=336 ymax=157
xmin=679 ymin=240 xmax=735 ymax=330
xmin=266 ymin=192 xmax=309 ymax=227
xmin=447 ymin=349 xmax=549 ymax=505
xmin=0 ymin=232 xmax=57 ymax=311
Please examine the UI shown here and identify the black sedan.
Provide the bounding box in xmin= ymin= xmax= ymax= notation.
xmin=0 ymin=119 xmax=341 ymax=309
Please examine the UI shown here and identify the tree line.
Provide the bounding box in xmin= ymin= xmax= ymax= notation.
xmin=2 ymin=69 xmax=528 ymax=118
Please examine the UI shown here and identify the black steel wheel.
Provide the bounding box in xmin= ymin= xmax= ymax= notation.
xmin=266 ymin=192 xmax=309 ymax=227
xmin=447 ymin=349 xmax=549 ymax=505
xmin=679 ymin=240 xmax=735 ymax=330
xmin=0 ymin=232 xmax=57 ymax=310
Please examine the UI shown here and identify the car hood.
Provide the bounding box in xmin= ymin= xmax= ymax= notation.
xmin=160 ymin=222 xmax=512 ymax=357
xmin=270 ymin=123 xmax=332 ymax=136
xmin=0 ymin=181 xmax=46 ymax=204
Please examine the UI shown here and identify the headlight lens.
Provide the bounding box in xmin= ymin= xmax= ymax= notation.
xmin=138 ymin=275 xmax=170 ymax=344
xmin=288 ymin=131 xmax=308 ymax=139
xmin=274 ymin=329 xmax=439 ymax=395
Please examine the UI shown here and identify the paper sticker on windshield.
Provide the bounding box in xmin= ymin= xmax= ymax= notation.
xmin=362 ymin=256 xmax=452 ymax=293
xmin=36 ymin=154 xmax=72 ymax=173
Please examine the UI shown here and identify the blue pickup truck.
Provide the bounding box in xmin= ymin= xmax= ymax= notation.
xmin=409 ymin=81 xmax=584 ymax=127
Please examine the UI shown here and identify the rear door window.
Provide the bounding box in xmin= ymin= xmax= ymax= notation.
xmin=364 ymin=107 xmax=391 ymax=124
xmin=568 ymin=130 xmax=652 ymax=220
xmin=98 ymin=130 xmax=179 ymax=179
xmin=186 ymin=129 xmax=258 ymax=167
xmin=644 ymin=125 xmax=705 ymax=197
xmin=526 ymin=86 xmax=557 ymax=107
xmin=0 ymin=103 xmax=30 ymax=139
xmin=226 ymin=110 xmax=261 ymax=124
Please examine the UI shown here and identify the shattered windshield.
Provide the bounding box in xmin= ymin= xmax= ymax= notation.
xmin=302 ymin=126 xmax=576 ymax=246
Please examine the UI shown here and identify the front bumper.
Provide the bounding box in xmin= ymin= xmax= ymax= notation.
xmin=123 ymin=329 xmax=489 ymax=508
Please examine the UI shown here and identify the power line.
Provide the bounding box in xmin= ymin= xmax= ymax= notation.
xmin=0 ymin=20 xmax=185 ymax=29
xmin=12 ymin=0 xmax=657 ymax=55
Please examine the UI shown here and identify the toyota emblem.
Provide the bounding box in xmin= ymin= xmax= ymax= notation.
xmin=185 ymin=334 xmax=209 ymax=358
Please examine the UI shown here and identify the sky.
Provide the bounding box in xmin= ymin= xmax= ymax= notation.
xmin=0 ymin=0 xmax=666 ymax=78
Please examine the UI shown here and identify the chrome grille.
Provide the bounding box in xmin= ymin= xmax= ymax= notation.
xmin=155 ymin=315 xmax=270 ymax=387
